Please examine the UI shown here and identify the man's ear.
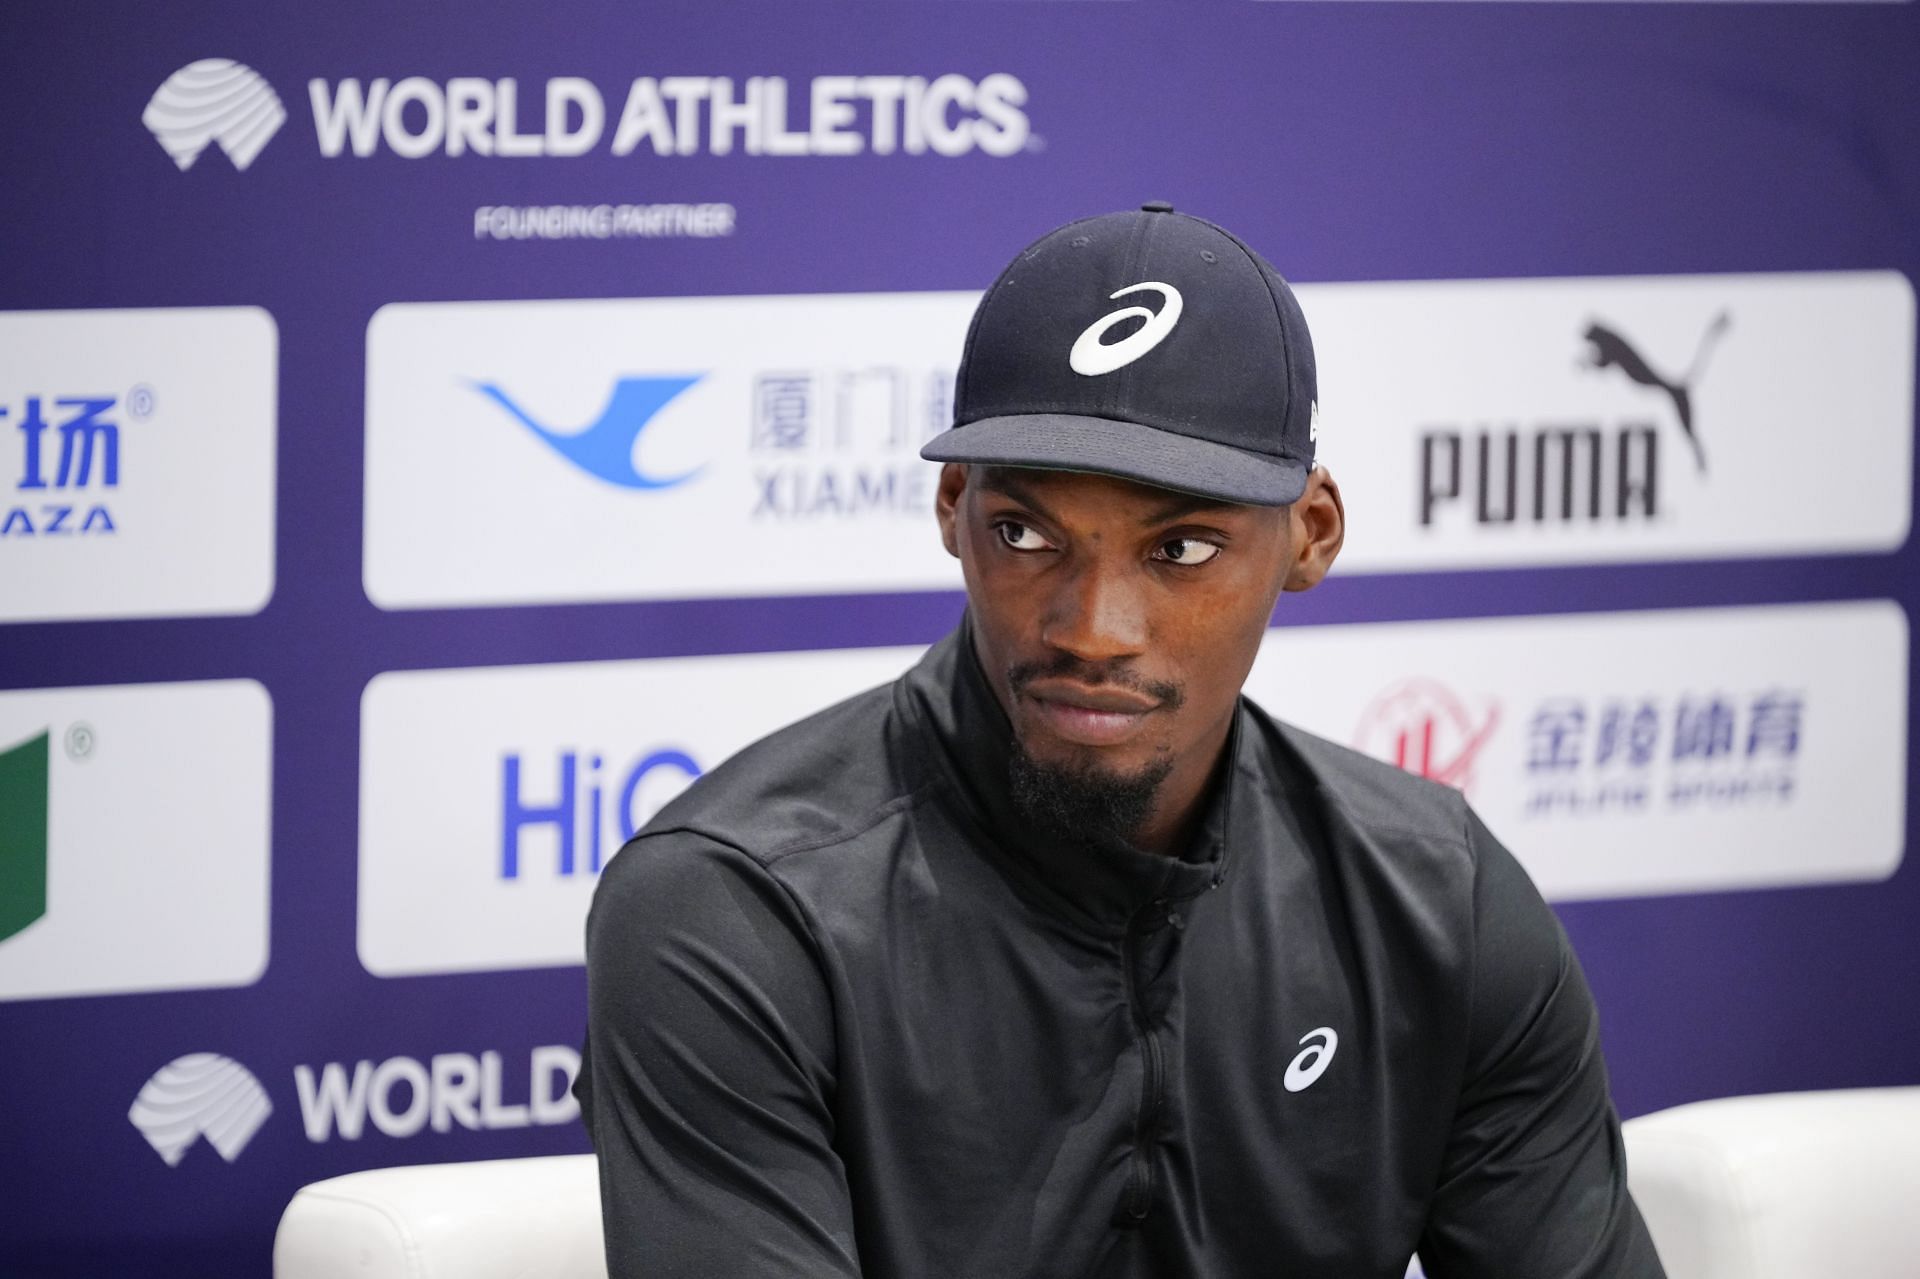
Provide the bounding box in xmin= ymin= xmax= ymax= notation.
xmin=1282 ymin=467 xmax=1345 ymax=592
xmin=935 ymin=463 xmax=969 ymax=559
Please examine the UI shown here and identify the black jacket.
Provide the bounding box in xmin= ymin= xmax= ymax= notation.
xmin=577 ymin=627 xmax=1664 ymax=1278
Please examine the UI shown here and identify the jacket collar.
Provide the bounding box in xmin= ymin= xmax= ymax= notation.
xmin=899 ymin=622 xmax=1236 ymax=932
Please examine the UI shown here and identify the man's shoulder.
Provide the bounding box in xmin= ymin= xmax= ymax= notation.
xmin=632 ymin=674 xmax=926 ymax=867
xmin=1243 ymin=699 xmax=1472 ymax=850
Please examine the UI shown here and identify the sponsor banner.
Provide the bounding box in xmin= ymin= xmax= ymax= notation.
xmin=358 ymin=646 xmax=919 ymax=975
xmin=1247 ymin=601 xmax=1907 ymax=900
xmin=0 ymin=680 xmax=272 ymax=1001
xmin=128 ymin=1042 xmax=582 ymax=1168
xmin=0 ymin=307 xmax=277 ymax=623
xmin=364 ymin=292 xmax=975 ymax=608
xmin=366 ymin=271 xmax=1912 ymax=610
xmin=1307 ymin=271 xmax=1914 ymax=571
xmin=146 ymin=63 xmax=1033 ymax=172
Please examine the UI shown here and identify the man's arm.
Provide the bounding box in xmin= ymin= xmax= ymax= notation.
xmin=577 ymin=830 xmax=861 ymax=1276
xmin=1416 ymin=810 xmax=1666 ymax=1279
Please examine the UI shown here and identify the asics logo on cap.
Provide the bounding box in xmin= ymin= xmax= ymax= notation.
xmin=1068 ymin=282 xmax=1183 ymax=377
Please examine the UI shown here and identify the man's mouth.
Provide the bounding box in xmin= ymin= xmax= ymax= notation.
xmin=1018 ymin=679 xmax=1162 ymax=747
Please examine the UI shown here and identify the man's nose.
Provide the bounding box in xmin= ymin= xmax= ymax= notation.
xmin=1040 ymin=556 xmax=1148 ymax=664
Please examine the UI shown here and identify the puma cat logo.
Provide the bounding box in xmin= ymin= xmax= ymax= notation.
xmin=1582 ymin=312 xmax=1731 ymax=474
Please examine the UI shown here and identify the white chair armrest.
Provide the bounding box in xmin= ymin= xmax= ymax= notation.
xmin=1624 ymin=1086 xmax=1920 ymax=1279
xmin=272 ymin=1153 xmax=606 ymax=1279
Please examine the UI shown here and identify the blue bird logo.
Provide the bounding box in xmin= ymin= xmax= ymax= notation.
xmin=471 ymin=375 xmax=705 ymax=490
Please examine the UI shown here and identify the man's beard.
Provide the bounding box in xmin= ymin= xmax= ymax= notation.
xmin=1007 ymin=739 xmax=1174 ymax=850
xmin=1000 ymin=650 xmax=1185 ymax=849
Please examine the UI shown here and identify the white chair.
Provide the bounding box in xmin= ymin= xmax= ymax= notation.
xmin=1622 ymin=1086 xmax=1920 ymax=1279
xmin=273 ymin=1088 xmax=1920 ymax=1278
xmin=272 ymin=1153 xmax=605 ymax=1279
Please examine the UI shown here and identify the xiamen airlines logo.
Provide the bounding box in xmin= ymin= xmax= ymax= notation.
xmin=1069 ymin=282 xmax=1183 ymax=376
xmin=1583 ymin=312 xmax=1731 ymax=473
xmin=471 ymin=377 xmax=705 ymax=490
xmin=0 ymin=731 xmax=50 ymax=944
xmin=128 ymin=1053 xmax=273 ymax=1166
xmin=1283 ymin=1027 xmax=1338 ymax=1093
xmin=143 ymin=60 xmax=287 ymax=172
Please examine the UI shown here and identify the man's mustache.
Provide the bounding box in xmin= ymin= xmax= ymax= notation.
xmin=1006 ymin=653 xmax=1185 ymax=711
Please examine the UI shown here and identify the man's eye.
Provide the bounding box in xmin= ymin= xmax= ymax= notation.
xmin=1155 ymin=538 xmax=1220 ymax=566
xmin=995 ymin=521 xmax=1054 ymax=552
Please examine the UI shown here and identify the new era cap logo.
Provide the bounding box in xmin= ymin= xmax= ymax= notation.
xmin=1069 ymin=282 xmax=1183 ymax=377
xmin=143 ymin=60 xmax=286 ymax=172
xmin=129 ymin=1053 xmax=273 ymax=1166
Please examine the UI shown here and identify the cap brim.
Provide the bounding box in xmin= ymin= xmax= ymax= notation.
xmin=920 ymin=414 xmax=1308 ymax=506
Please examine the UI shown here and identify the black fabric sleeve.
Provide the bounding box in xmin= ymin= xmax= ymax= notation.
xmin=577 ymin=831 xmax=862 ymax=1277
xmin=1415 ymin=810 xmax=1667 ymax=1279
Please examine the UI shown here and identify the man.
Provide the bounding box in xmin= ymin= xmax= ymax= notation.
xmin=576 ymin=204 xmax=1665 ymax=1278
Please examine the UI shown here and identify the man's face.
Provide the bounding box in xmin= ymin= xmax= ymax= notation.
xmin=936 ymin=462 xmax=1342 ymax=845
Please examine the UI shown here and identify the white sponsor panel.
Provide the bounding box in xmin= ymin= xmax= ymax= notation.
xmin=1247 ymin=601 xmax=1907 ymax=900
xmin=1305 ymin=271 xmax=1914 ymax=571
xmin=0 ymin=680 xmax=272 ymax=1000
xmin=0 ymin=307 xmax=277 ymax=622
xmin=367 ymin=272 xmax=1912 ymax=609
xmin=363 ymin=293 xmax=973 ymax=608
xmin=358 ymin=645 xmax=921 ymax=975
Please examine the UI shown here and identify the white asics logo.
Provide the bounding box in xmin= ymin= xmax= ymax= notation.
xmin=1068 ymin=282 xmax=1184 ymax=377
xmin=1283 ymin=1027 xmax=1338 ymax=1093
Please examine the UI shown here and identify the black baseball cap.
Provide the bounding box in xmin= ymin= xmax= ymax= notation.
xmin=922 ymin=202 xmax=1318 ymax=506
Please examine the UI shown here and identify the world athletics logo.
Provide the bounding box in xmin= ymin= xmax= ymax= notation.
xmin=142 ymin=59 xmax=287 ymax=172
xmin=128 ymin=1054 xmax=274 ymax=1167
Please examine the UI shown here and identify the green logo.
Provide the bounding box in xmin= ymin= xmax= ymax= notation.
xmin=0 ymin=731 xmax=49 ymax=943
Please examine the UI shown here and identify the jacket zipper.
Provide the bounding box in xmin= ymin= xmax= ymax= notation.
xmin=1122 ymin=914 xmax=1168 ymax=1223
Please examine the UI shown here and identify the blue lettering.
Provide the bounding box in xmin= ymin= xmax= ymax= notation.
xmin=811 ymin=470 xmax=843 ymax=515
xmin=617 ymin=750 xmax=702 ymax=840
xmin=500 ymin=748 xmax=701 ymax=880
xmin=586 ymin=755 xmax=604 ymax=874
xmin=54 ymin=397 xmax=119 ymax=489
xmin=14 ymin=398 xmax=47 ymax=490
xmin=753 ymin=468 xmax=782 ymax=518
xmin=853 ymin=469 xmax=897 ymax=509
xmin=500 ymin=752 xmax=576 ymax=879
xmin=0 ymin=504 xmax=117 ymax=536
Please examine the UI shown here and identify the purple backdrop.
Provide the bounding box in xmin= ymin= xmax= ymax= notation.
xmin=2 ymin=2 xmax=1917 ymax=1273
